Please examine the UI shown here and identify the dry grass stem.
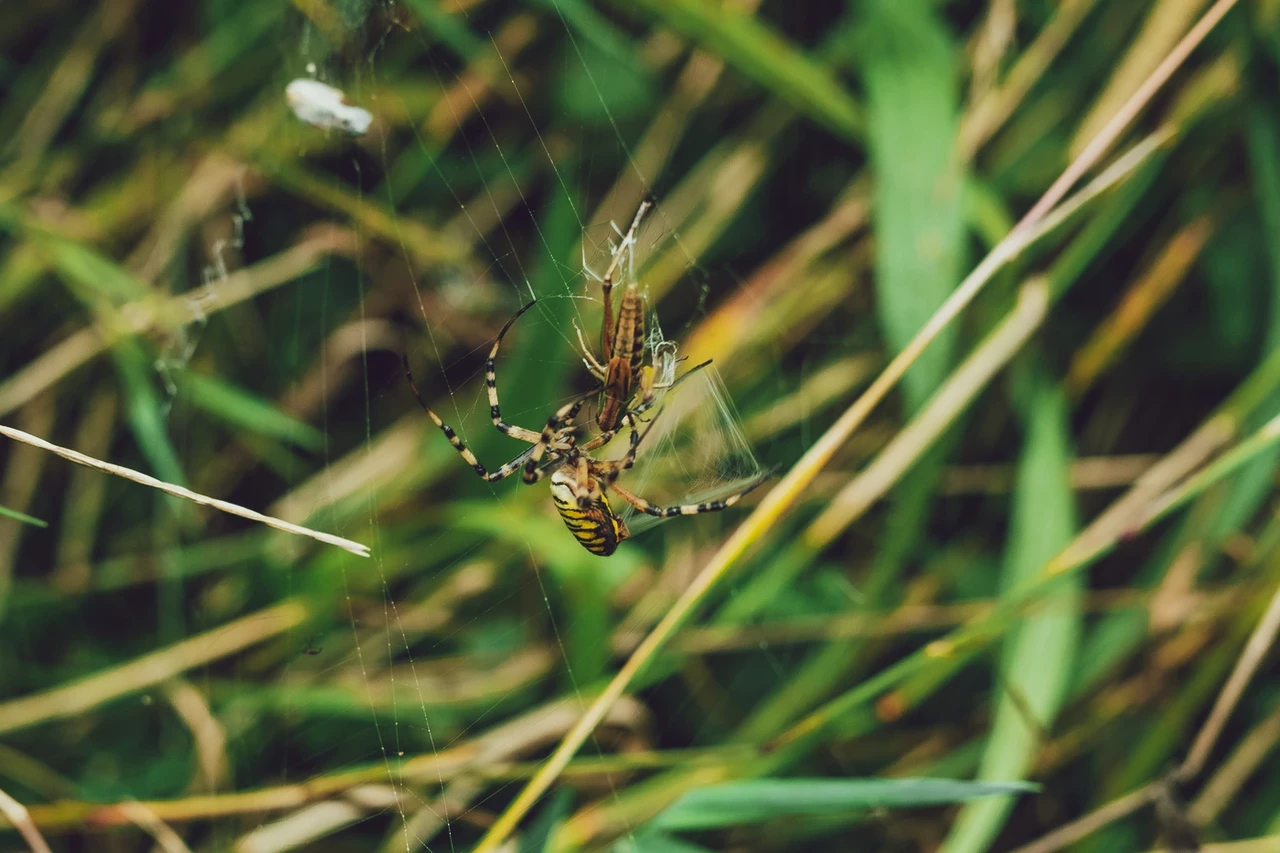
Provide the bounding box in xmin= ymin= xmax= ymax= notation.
xmin=1009 ymin=783 xmax=1159 ymax=853
xmin=0 ymin=227 xmax=356 ymax=418
xmin=805 ymin=278 xmax=1049 ymax=548
xmin=0 ymin=424 xmax=370 ymax=557
xmin=1190 ymin=700 xmax=1280 ymax=825
xmin=1013 ymin=0 xmax=1238 ymax=233
xmin=1012 ymin=513 xmax=1280 ymax=852
xmin=12 ymin=695 xmax=650 ymax=831
xmin=0 ymin=601 xmax=306 ymax=736
xmin=1179 ymin=576 xmax=1280 ymax=780
xmin=114 ymin=802 xmax=195 ymax=853
xmin=0 ymin=788 xmax=54 ymax=853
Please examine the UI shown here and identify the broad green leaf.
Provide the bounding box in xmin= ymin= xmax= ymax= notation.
xmin=856 ymin=0 xmax=964 ymax=412
xmin=612 ymin=0 xmax=860 ymax=141
xmin=654 ymin=778 xmax=1037 ymax=831
xmin=942 ymin=378 xmax=1081 ymax=853
xmin=180 ymin=371 xmax=325 ymax=452
xmin=1212 ymin=107 xmax=1280 ymax=538
xmin=0 ymin=205 xmax=148 ymax=304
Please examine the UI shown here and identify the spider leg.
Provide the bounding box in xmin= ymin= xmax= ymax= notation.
xmin=577 ymin=428 xmax=620 ymax=453
xmin=575 ymin=358 xmax=716 ymax=479
xmin=573 ymin=318 xmax=608 ymax=378
xmin=486 ymin=301 xmax=545 ymax=443
xmin=594 ymin=413 xmax=654 ymax=482
xmin=522 ymin=450 xmax=567 ymax=484
xmin=485 ymin=445 xmax=545 ymax=482
xmin=608 ymin=474 xmax=769 ymax=519
xmin=521 ymin=390 xmax=596 ymax=484
xmin=404 ymin=355 xmax=538 ymax=482
xmin=627 ymin=358 xmax=713 ymax=426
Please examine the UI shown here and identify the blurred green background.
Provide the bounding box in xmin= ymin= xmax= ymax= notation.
xmin=3 ymin=0 xmax=1280 ymax=850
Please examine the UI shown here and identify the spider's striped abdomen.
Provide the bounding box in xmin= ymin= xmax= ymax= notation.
xmin=550 ymin=468 xmax=629 ymax=556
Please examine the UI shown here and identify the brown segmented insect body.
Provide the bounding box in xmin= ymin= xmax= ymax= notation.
xmin=579 ymin=197 xmax=657 ymax=434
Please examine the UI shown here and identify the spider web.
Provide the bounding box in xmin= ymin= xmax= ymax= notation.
xmin=234 ymin=3 xmax=776 ymax=853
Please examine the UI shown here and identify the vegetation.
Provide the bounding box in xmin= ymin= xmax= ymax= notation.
xmin=1 ymin=0 xmax=1278 ymax=851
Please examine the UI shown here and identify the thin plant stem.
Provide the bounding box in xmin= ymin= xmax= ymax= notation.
xmin=0 ymin=788 xmax=54 ymax=853
xmin=1008 ymin=784 xmax=1160 ymax=853
xmin=803 ymin=278 xmax=1049 ymax=548
xmin=0 ymin=601 xmax=306 ymax=736
xmin=775 ymin=398 xmax=1280 ymax=751
xmin=1180 ymin=571 xmax=1280 ymax=780
xmin=0 ymin=424 xmax=370 ymax=557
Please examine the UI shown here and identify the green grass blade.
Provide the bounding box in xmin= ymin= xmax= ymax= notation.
xmin=613 ymin=831 xmax=715 ymax=853
xmin=109 ymin=340 xmax=187 ymax=487
xmin=537 ymin=0 xmax=637 ymax=66
xmin=856 ymin=0 xmax=965 ymax=411
xmin=613 ymin=0 xmax=861 ymax=141
xmin=180 ymin=371 xmax=325 ymax=452
xmin=0 ymin=504 xmax=47 ymax=527
xmin=0 ymin=206 xmax=148 ymax=303
xmin=653 ymin=779 xmax=1037 ymax=831
xmin=399 ymin=0 xmax=486 ymax=61
xmin=941 ymin=376 xmax=1082 ymax=853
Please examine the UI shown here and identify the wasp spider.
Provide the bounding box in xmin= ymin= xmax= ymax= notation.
xmin=403 ymin=302 xmax=767 ymax=556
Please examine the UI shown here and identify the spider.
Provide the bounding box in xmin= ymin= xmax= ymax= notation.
xmin=402 ymin=302 xmax=768 ymax=556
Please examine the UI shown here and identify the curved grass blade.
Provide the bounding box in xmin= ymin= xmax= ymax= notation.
xmin=0 ymin=504 xmax=46 ymax=528
xmin=654 ymin=778 xmax=1038 ymax=832
xmin=942 ymin=377 xmax=1082 ymax=853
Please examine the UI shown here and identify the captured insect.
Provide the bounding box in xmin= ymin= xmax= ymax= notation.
xmin=574 ymin=196 xmax=663 ymax=434
xmin=404 ymin=200 xmax=769 ymax=556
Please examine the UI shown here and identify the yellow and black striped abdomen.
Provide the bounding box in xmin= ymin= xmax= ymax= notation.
xmin=550 ymin=470 xmax=629 ymax=557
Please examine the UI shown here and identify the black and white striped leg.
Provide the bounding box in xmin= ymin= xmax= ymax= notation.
xmin=623 ymin=357 xmax=714 ymax=433
xmin=583 ymin=358 xmax=715 ymax=480
xmin=521 ymin=391 xmax=594 ymax=484
xmin=486 ymin=301 xmax=544 ymax=442
xmin=403 ymin=354 xmax=541 ymax=482
xmin=608 ymin=475 xmax=769 ymax=519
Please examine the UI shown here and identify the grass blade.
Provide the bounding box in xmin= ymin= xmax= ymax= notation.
xmin=942 ymin=376 xmax=1082 ymax=853
xmin=180 ymin=372 xmax=325 ymax=452
xmin=613 ymin=0 xmax=860 ymax=141
xmin=654 ymin=779 xmax=1038 ymax=832
xmin=856 ymin=0 xmax=965 ymax=411
xmin=0 ymin=505 xmax=47 ymax=528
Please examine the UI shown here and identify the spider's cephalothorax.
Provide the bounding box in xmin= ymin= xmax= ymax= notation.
xmin=404 ymin=290 xmax=769 ymax=557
